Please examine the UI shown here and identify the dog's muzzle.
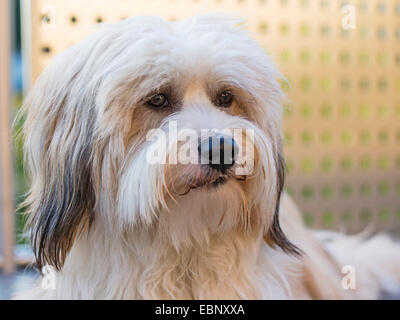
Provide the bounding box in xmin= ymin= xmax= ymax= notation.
xmin=198 ymin=134 xmax=239 ymax=173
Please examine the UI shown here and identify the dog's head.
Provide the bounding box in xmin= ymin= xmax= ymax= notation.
xmin=22 ymin=15 xmax=300 ymax=271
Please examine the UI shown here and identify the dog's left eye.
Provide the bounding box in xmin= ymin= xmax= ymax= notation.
xmin=217 ymin=91 xmax=233 ymax=108
xmin=147 ymin=94 xmax=169 ymax=108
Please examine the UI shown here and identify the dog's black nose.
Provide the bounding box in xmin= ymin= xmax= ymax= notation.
xmin=198 ymin=134 xmax=239 ymax=172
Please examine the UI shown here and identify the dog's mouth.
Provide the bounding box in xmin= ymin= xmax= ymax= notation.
xmin=178 ymin=167 xmax=246 ymax=196
xmin=211 ymin=176 xmax=229 ymax=187
xmin=179 ymin=175 xmax=229 ymax=196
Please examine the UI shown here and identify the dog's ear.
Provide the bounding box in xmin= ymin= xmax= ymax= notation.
xmin=22 ymin=54 xmax=96 ymax=272
xmin=263 ymin=145 xmax=303 ymax=256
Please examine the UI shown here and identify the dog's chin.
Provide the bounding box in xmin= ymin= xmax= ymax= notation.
xmin=158 ymin=171 xmax=255 ymax=252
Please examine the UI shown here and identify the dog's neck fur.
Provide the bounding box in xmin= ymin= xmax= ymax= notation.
xmin=49 ymin=218 xmax=295 ymax=299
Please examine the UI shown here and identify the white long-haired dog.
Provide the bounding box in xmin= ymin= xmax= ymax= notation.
xmin=17 ymin=15 xmax=400 ymax=299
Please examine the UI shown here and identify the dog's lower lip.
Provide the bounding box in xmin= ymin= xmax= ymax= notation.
xmin=179 ymin=176 xmax=230 ymax=196
xmin=211 ymin=176 xmax=228 ymax=187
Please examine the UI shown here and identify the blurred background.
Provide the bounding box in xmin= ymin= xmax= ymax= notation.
xmin=0 ymin=0 xmax=399 ymax=299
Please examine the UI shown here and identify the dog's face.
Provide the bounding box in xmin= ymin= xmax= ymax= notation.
xmin=23 ymin=15 xmax=300 ymax=271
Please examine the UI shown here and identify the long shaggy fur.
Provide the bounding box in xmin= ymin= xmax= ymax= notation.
xmin=16 ymin=15 xmax=400 ymax=299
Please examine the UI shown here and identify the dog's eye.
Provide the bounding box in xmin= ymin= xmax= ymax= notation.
xmin=217 ymin=91 xmax=233 ymax=107
xmin=147 ymin=94 xmax=169 ymax=108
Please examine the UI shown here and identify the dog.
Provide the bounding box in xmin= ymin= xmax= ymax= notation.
xmin=16 ymin=15 xmax=400 ymax=299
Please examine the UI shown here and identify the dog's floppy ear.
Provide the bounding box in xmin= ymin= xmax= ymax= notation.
xmin=264 ymin=144 xmax=303 ymax=256
xmin=22 ymin=53 xmax=96 ymax=272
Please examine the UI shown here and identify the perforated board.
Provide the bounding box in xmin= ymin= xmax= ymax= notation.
xmin=22 ymin=0 xmax=400 ymax=233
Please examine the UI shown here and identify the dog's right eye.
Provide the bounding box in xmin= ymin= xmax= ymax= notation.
xmin=147 ymin=94 xmax=169 ymax=108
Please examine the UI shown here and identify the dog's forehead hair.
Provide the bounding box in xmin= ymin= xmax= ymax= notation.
xmin=128 ymin=22 xmax=257 ymax=95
